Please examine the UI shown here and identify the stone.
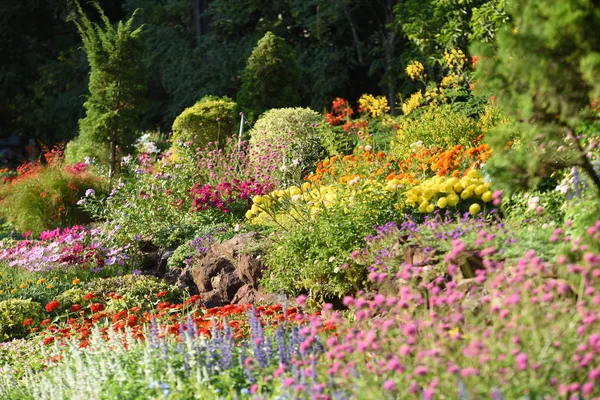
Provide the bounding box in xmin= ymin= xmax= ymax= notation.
xmin=191 ymin=256 xmax=235 ymax=292
xmin=217 ymin=272 xmax=244 ymax=302
xmin=237 ymin=254 xmax=265 ymax=288
xmin=200 ymin=290 xmax=227 ymax=308
xmin=231 ymin=284 xmax=257 ymax=304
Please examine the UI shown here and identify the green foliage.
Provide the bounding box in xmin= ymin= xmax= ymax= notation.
xmin=84 ymin=274 xmax=185 ymax=309
xmin=262 ymin=190 xmax=399 ymax=302
xmin=396 ymin=0 xmax=508 ymax=73
xmin=64 ymin=134 xmax=111 ymax=165
xmin=0 ymin=299 xmax=44 ymax=342
xmin=78 ymin=155 xmax=199 ymax=247
xmin=237 ymin=32 xmax=300 ymax=122
xmin=0 ymin=164 xmax=108 ymax=236
xmin=72 ymin=1 xmax=147 ymax=171
xmin=473 ymin=0 xmax=600 ymax=193
xmin=171 ymin=96 xmax=237 ymax=150
xmin=390 ymin=104 xmax=483 ymax=161
xmin=249 ymin=107 xmax=327 ymax=186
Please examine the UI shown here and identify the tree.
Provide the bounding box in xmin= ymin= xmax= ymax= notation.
xmin=71 ymin=0 xmax=147 ymax=178
xmin=237 ymin=32 xmax=300 ymax=122
xmin=473 ymin=0 xmax=600 ymax=194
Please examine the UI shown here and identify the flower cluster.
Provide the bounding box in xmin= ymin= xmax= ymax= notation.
xmin=401 ymin=169 xmax=493 ymax=214
xmin=190 ymin=179 xmax=273 ymax=215
xmin=325 ymin=98 xmax=354 ymax=126
xmin=0 ymin=226 xmax=130 ymax=273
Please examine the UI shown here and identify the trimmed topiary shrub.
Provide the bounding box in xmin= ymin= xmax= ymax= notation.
xmin=237 ymin=32 xmax=300 ymax=122
xmin=0 ymin=299 xmax=45 ymax=342
xmin=249 ymin=107 xmax=327 ymax=187
xmin=171 ymin=95 xmax=236 ymax=150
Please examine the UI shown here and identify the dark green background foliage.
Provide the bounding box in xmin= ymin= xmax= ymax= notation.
xmin=0 ymin=0 xmax=508 ymax=149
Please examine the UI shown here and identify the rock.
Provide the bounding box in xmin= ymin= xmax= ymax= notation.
xmin=140 ymin=252 xmax=159 ymax=273
xmin=192 ymin=256 xmax=235 ymax=292
xmin=200 ymin=290 xmax=227 ymax=308
xmin=237 ymin=254 xmax=265 ymax=288
xmin=217 ymin=272 xmax=244 ymax=302
xmin=156 ymin=250 xmax=173 ymax=277
xmin=459 ymin=251 xmax=485 ymax=279
xmin=231 ymin=284 xmax=257 ymax=304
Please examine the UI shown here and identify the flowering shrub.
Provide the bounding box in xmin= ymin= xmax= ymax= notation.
xmin=0 ymin=226 xmax=130 ymax=274
xmin=0 ymin=299 xmax=45 ymax=341
xmin=249 ymin=107 xmax=328 ymax=187
xmin=399 ymin=169 xmax=494 ymax=215
xmin=190 ymin=179 xmax=273 ymax=221
xmin=0 ymin=146 xmax=107 ymax=235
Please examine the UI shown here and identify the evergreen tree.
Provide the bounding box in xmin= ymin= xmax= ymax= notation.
xmin=237 ymin=32 xmax=300 ymax=122
xmin=473 ymin=0 xmax=600 ymax=193
xmin=71 ymin=1 xmax=147 ymax=178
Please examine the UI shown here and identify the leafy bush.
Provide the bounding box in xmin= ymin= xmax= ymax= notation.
xmin=0 ymin=299 xmax=45 ymax=342
xmin=390 ymin=104 xmax=484 ymax=161
xmin=249 ymin=107 xmax=327 ymax=187
xmin=261 ymin=183 xmax=400 ymax=301
xmin=64 ymin=135 xmax=111 ymax=166
xmin=171 ymin=95 xmax=236 ymax=151
xmin=84 ymin=274 xmax=185 ymax=308
xmin=0 ymin=150 xmax=108 ymax=235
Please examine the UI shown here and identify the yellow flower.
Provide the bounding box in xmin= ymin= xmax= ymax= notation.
xmin=406 ymin=61 xmax=425 ymax=80
xmin=245 ymin=210 xmax=254 ymax=219
xmin=19 ymin=284 xmax=26 ymax=289
xmin=72 ymin=278 xmax=81 ymax=285
xmin=0 ymin=290 xmax=3 ymax=295
xmin=47 ymin=284 xmax=55 ymax=289
xmin=426 ymin=204 xmax=435 ymax=213
xmin=447 ymin=193 xmax=460 ymax=206
xmin=402 ymin=91 xmax=423 ymax=116
xmin=437 ymin=197 xmax=448 ymax=209
xmin=481 ymin=191 xmax=493 ymax=202
xmin=11 ymin=289 xmax=17 ymax=294
xmin=37 ymin=278 xmax=46 ymax=285
xmin=461 ymin=190 xmax=473 ymax=200
xmin=469 ymin=203 xmax=481 ymax=215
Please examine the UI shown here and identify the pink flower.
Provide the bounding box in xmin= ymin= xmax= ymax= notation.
xmin=383 ymin=380 xmax=396 ymax=391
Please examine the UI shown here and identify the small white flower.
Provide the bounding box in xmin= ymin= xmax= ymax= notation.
xmin=364 ymin=145 xmax=373 ymax=152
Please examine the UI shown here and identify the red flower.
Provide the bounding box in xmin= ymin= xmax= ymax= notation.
xmin=83 ymin=292 xmax=96 ymax=301
xmin=70 ymin=304 xmax=82 ymax=312
xmin=42 ymin=336 xmax=55 ymax=345
xmin=157 ymin=302 xmax=172 ymax=310
xmin=22 ymin=318 xmax=34 ymax=327
xmin=156 ymin=290 xmax=169 ymax=298
xmin=90 ymin=303 xmax=105 ymax=313
xmin=40 ymin=319 xmax=51 ymax=327
xmin=45 ymin=300 xmax=61 ymax=313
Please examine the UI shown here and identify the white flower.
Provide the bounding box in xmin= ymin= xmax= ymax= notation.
xmin=364 ymin=145 xmax=373 ymax=152
xmin=527 ymin=196 xmax=540 ymax=211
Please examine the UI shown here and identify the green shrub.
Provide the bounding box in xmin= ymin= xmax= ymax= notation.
xmin=249 ymin=107 xmax=327 ymax=187
xmin=262 ymin=186 xmax=399 ymax=302
xmin=0 ymin=162 xmax=108 ymax=236
xmin=237 ymin=32 xmax=300 ymax=122
xmin=64 ymin=135 xmax=111 ymax=166
xmin=171 ymin=95 xmax=236 ymax=150
xmin=0 ymin=299 xmax=45 ymax=342
xmin=84 ymin=274 xmax=185 ymax=309
xmin=390 ymin=104 xmax=483 ymax=160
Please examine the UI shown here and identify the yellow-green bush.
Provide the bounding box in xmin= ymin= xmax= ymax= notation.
xmin=391 ymin=104 xmax=483 ymax=160
xmin=249 ymin=107 xmax=326 ymax=186
xmin=0 ymin=299 xmax=45 ymax=342
xmin=171 ymin=95 xmax=236 ymax=150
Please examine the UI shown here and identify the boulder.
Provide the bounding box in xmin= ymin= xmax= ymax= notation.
xmin=192 ymin=256 xmax=235 ymax=292
xmin=237 ymin=254 xmax=266 ymax=288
